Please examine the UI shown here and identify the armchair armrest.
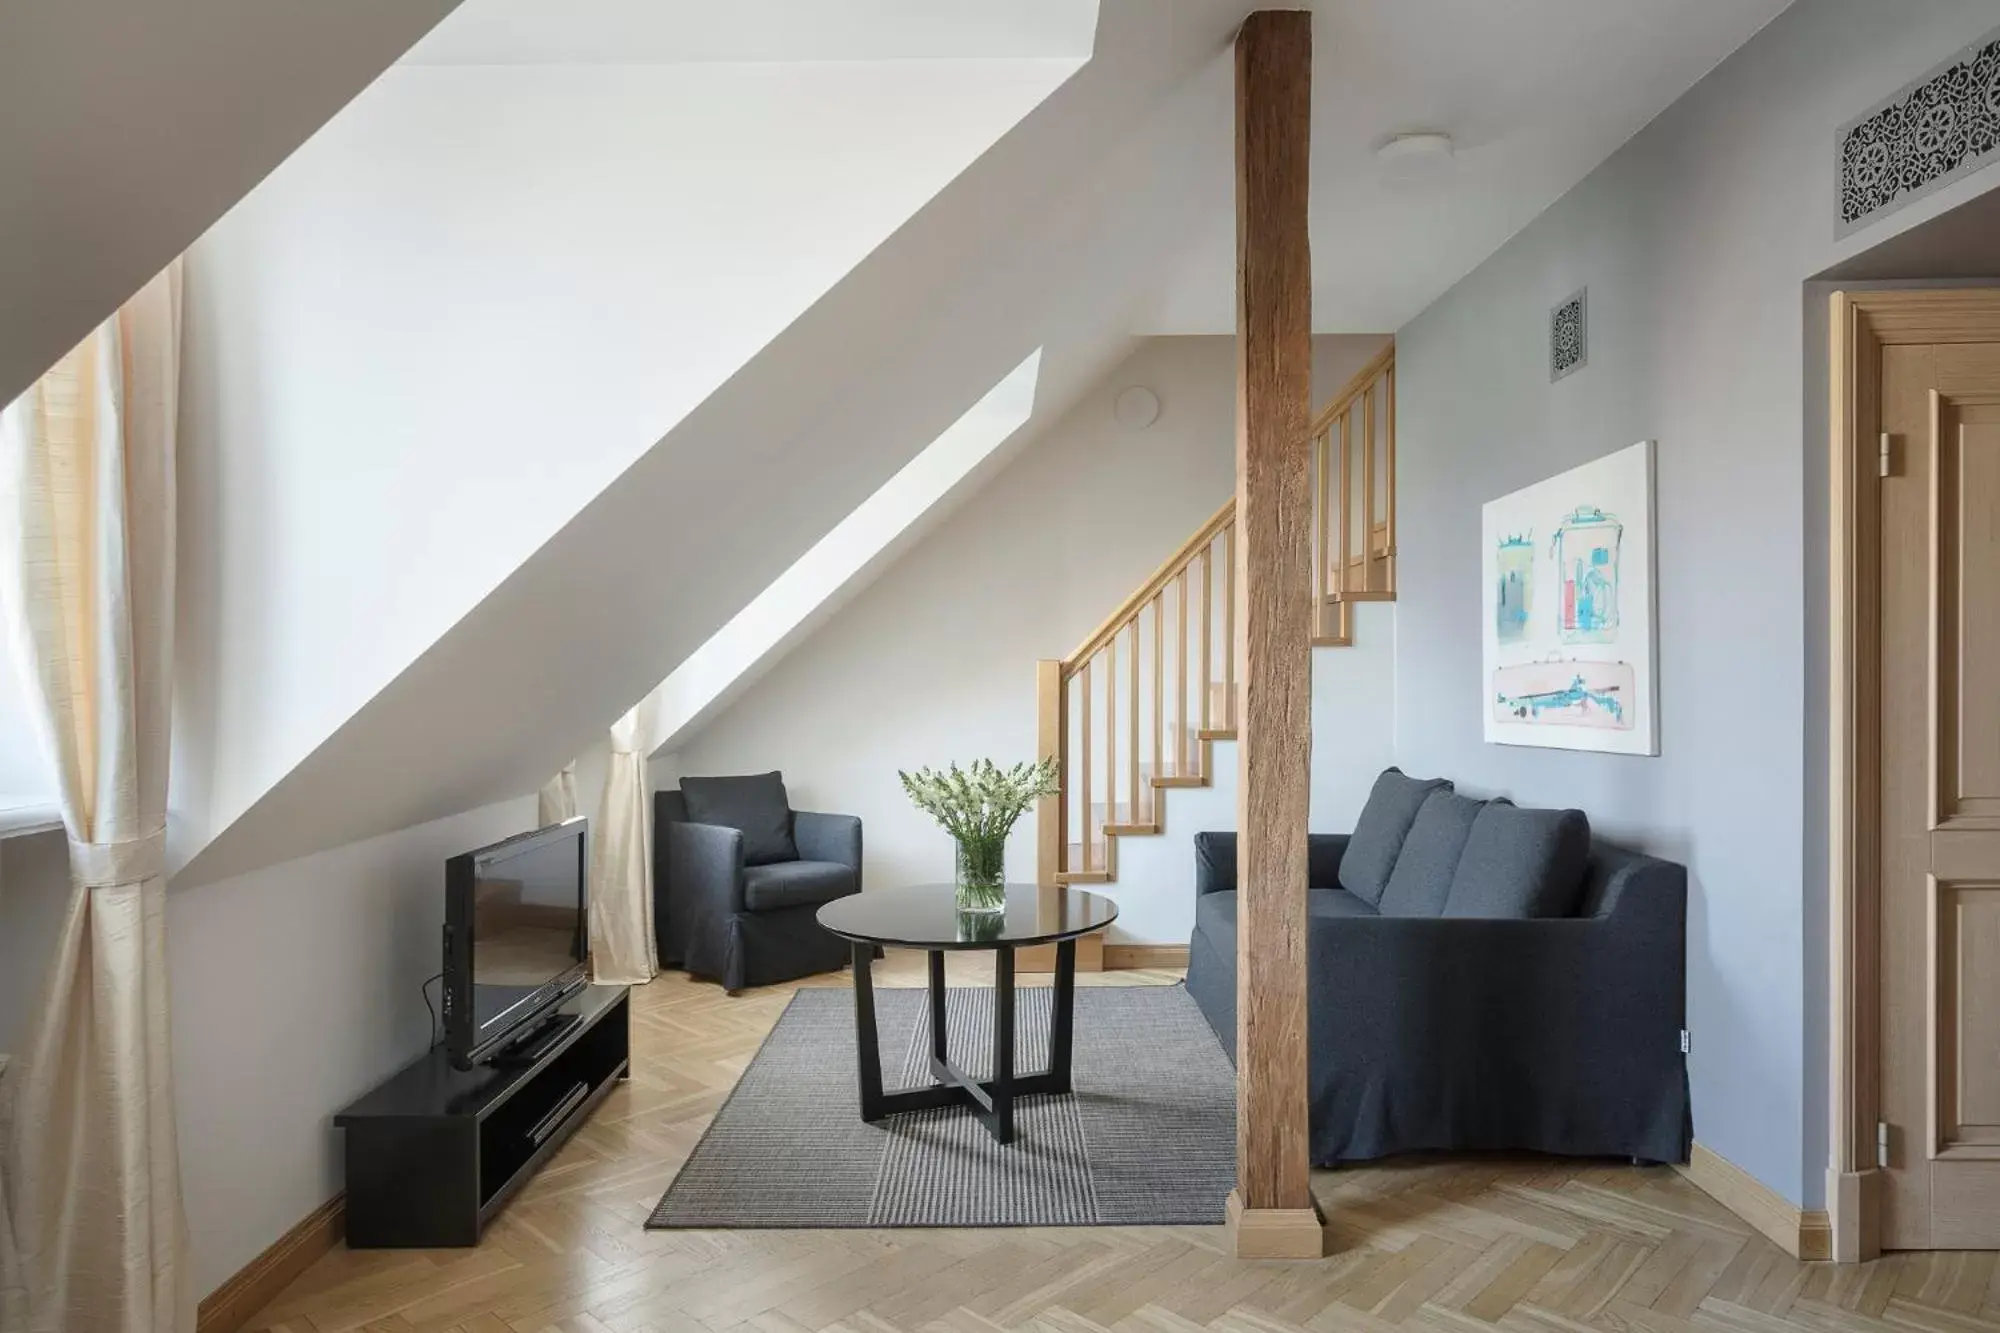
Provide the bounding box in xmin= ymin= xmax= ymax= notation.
xmin=665 ymin=820 xmax=746 ymax=914
xmin=793 ymin=811 xmax=862 ymax=887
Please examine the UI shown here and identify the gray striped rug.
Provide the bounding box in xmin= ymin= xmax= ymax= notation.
xmin=647 ymin=983 xmax=1235 ymax=1228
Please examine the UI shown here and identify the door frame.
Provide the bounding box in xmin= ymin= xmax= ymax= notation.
xmin=1828 ymin=288 xmax=2000 ymax=1261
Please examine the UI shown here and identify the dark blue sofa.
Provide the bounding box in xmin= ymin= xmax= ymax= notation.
xmin=1184 ymin=769 xmax=1692 ymax=1167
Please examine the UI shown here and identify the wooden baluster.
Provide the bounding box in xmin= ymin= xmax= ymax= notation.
xmin=1200 ymin=543 xmax=1214 ymax=734
xmin=1176 ymin=567 xmax=1190 ymax=777
xmin=1315 ymin=422 xmax=1331 ymax=634
xmin=1106 ymin=636 xmax=1117 ymax=830
xmin=1384 ymin=363 xmax=1397 ymax=594
xmin=1037 ymin=660 xmax=1063 ymax=885
xmin=1127 ymin=620 xmax=1139 ymax=825
xmin=1152 ymin=592 xmax=1164 ymax=802
xmin=1338 ymin=407 xmax=1352 ymax=600
xmin=1362 ymin=380 xmax=1377 ymax=595
xmin=1079 ymin=657 xmax=1092 ymax=872
xmin=1224 ymin=521 xmax=1237 ymax=728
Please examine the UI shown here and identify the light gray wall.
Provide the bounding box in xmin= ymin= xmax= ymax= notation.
xmin=1391 ymin=0 xmax=2000 ymax=1208
xmin=668 ymin=334 xmax=1394 ymax=944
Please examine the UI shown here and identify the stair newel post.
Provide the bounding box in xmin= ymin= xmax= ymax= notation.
xmin=1228 ymin=8 xmax=1325 ymax=1259
xmin=1036 ymin=659 xmax=1064 ymax=893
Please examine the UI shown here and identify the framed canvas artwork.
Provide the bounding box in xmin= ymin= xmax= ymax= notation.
xmin=1481 ymin=440 xmax=1657 ymax=755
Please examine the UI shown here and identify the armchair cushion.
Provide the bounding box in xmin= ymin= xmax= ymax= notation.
xmin=1444 ymin=801 xmax=1591 ymax=919
xmin=743 ymin=860 xmax=855 ymax=912
xmin=681 ymin=771 xmax=798 ymax=866
xmin=1379 ymin=790 xmax=1494 ymax=918
xmin=1339 ymin=768 xmax=1451 ymax=907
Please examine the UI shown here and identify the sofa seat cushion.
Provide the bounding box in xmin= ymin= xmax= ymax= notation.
xmin=1199 ymin=888 xmax=1377 ymax=960
xmin=742 ymin=860 xmax=855 ymax=911
xmin=681 ymin=771 xmax=798 ymax=865
xmin=1443 ymin=802 xmax=1592 ymax=919
xmin=1339 ymin=768 xmax=1451 ymax=907
xmin=1379 ymin=790 xmax=1495 ymax=917
xmin=1308 ymin=887 xmax=1382 ymax=921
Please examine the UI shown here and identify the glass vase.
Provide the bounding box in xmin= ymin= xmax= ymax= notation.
xmin=954 ymin=835 xmax=1007 ymax=914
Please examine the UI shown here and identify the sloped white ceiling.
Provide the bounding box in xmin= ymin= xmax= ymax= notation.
xmin=0 ymin=0 xmax=465 ymax=408
xmin=162 ymin=0 xmax=1807 ymax=886
xmin=168 ymin=54 xmax=1087 ymax=879
xmin=172 ymin=0 xmax=1238 ymax=887
xmin=1144 ymin=0 xmax=1796 ymax=333
xmin=403 ymin=0 xmax=1099 ymax=64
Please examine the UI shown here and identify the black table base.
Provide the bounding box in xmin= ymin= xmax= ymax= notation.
xmin=849 ymin=938 xmax=1076 ymax=1144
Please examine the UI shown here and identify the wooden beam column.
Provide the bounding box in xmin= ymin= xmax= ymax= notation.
xmin=1227 ymin=8 xmax=1323 ymax=1260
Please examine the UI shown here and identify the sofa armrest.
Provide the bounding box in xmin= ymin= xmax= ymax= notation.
xmin=1195 ymin=831 xmax=1352 ymax=895
xmin=793 ymin=811 xmax=862 ymax=885
xmin=664 ymin=820 xmax=746 ymax=915
xmin=1308 ymin=834 xmax=1351 ymax=890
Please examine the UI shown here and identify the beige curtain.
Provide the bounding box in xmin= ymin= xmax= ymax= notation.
xmin=537 ymin=761 xmax=578 ymax=826
xmin=0 ymin=262 xmax=193 ymax=1333
xmin=588 ymin=707 xmax=657 ymax=985
xmin=0 ymin=1056 xmax=19 ymax=1332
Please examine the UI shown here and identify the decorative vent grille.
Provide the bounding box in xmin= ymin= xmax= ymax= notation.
xmin=1838 ymin=26 xmax=2000 ymax=237
xmin=1550 ymin=288 xmax=1587 ymax=383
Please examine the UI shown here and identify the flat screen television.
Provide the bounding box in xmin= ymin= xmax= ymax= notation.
xmin=443 ymin=818 xmax=588 ymax=1069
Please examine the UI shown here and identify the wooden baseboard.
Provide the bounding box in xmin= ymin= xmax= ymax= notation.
xmin=1677 ymin=1143 xmax=1830 ymax=1261
xmin=197 ymin=1194 xmax=343 ymax=1333
xmin=1103 ymin=943 xmax=1189 ymax=970
xmin=1226 ymin=1189 xmax=1329 ymax=1259
xmin=1017 ymin=934 xmax=1105 ymax=973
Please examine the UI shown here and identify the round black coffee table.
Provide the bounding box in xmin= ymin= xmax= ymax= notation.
xmin=816 ymin=884 xmax=1117 ymax=1144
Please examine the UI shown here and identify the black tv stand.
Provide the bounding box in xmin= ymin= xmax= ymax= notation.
xmin=335 ymin=984 xmax=629 ymax=1247
xmin=491 ymin=1010 xmax=582 ymax=1067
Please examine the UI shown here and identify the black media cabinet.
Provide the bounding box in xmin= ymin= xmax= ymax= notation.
xmin=335 ymin=984 xmax=630 ymax=1247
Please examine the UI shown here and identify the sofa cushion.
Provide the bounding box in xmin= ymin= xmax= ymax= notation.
xmin=1339 ymin=768 xmax=1452 ymax=907
xmin=742 ymin=859 xmax=854 ymax=911
xmin=1443 ymin=802 xmax=1592 ymax=919
xmin=681 ymin=771 xmax=797 ymax=866
xmin=1378 ymin=791 xmax=1494 ymax=917
xmin=1198 ymin=887 xmax=1377 ymax=959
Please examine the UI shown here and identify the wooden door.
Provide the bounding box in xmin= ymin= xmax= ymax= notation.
xmin=1880 ymin=332 xmax=2000 ymax=1249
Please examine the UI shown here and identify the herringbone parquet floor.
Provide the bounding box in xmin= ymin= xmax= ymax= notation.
xmin=248 ymin=958 xmax=1998 ymax=1333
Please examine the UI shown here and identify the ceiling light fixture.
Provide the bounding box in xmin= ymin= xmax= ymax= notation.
xmin=1376 ymin=132 xmax=1455 ymax=181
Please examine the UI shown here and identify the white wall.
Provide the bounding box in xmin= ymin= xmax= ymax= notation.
xmin=171 ymin=798 xmax=534 ymax=1294
xmin=1389 ymin=0 xmax=2000 ymax=1208
xmin=667 ymin=334 xmax=1395 ymax=944
xmin=1107 ymin=602 xmax=1397 ymax=941
xmin=0 ymin=799 xmax=536 ymax=1295
xmin=643 ymin=349 xmax=1043 ymax=755
xmin=171 ymin=57 xmax=1077 ymax=874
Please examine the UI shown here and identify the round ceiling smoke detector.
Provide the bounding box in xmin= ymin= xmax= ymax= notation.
xmin=1114 ymin=386 xmax=1160 ymax=430
xmin=1376 ymin=132 xmax=1455 ymax=182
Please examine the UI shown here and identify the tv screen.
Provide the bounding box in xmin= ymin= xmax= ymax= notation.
xmin=445 ymin=819 xmax=588 ymax=1068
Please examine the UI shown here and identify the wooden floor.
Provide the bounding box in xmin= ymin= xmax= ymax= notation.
xmin=249 ymin=958 xmax=1998 ymax=1333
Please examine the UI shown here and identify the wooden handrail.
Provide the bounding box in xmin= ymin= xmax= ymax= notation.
xmin=1062 ymin=498 xmax=1235 ymax=673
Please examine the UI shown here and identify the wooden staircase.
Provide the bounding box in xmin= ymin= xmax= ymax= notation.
xmin=1036 ymin=342 xmax=1396 ymax=889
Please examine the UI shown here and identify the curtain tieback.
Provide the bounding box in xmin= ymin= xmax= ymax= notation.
xmin=68 ymin=827 xmax=167 ymax=888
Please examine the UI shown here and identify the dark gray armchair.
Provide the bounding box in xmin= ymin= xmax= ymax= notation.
xmin=653 ymin=772 xmax=862 ymax=993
